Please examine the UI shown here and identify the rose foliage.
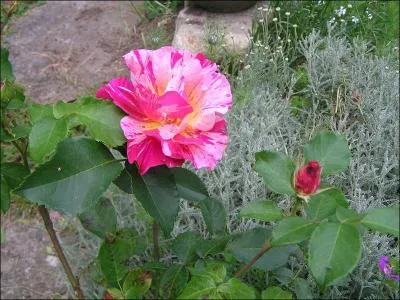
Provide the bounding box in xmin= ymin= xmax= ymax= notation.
xmin=1 ymin=46 xmax=398 ymax=299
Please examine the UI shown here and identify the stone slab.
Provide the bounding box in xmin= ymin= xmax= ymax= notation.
xmin=172 ymin=3 xmax=259 ymax=55
xmin=4 ymin=1 xmax=143 ymax=103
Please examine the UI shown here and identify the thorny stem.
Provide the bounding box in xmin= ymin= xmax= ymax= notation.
xmin=234 ymin=239 xmax=271 ymax=277
xmin=38 ymin=205 xmax=85 ymax=299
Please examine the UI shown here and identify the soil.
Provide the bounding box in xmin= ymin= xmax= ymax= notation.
xmin=1 ymin=1 xmax=177 ymax=299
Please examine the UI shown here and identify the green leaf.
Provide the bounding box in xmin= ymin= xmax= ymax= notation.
xmin=1 ymin=48 xmax=15 ymax=82
xmin=53 ymin=96 xmax=125 ymax=147
xmin=1 ymin=163 xmax=30 ymax=189
xmin=122 ymin=269 xmax=152 ymax=298
xmin=16 ymin=137 xmax=123 ymax=215
xmin=361 ymin=206 xmax=399 ymax=236
xmin=129 ymin=164 xmax=180 ymax=235
xmin=160 ymin=265 xmax=189 ymax=298
xmin=1 ymin=177 xmax=10 ymax=213
xmin=227 ymin=228 xmax=297 ymax=271
xmin=172 ymin=232 xmax=201 ymax=264
xmin=0 ymin=81 xmax=24 ymax=106
xmin=79 ymin=197 xmax=117 ymax=239
xmin=293 ymin=278 xmax=313 ymax=299
xmin=336 ymin=206 xmax=362 ymax=224
xmin=262 ymin=286 xmax=292 ymax=299
xmin=27 ymin=103 xmax=54 ymax=124
xmin=7 ymin=97 xmax=25 ymax=109
xmin=113 ymin=164 xmax=133 ymax=194
xmin=177 ymin=275 xmax=216 ymax=299
xmin=271 ymin=217 xmax=317 ymax=246
xmin=303 ymin=131 xmax=350 ymax=176
xmin=28 ymin=117 xmax=68 ymax=163
xmin=240 ymin=200 xmax=282 ymax=222
xmin=189 ymin=262 xmax=227 ymax=284
xmin=308 ymin=222 xmax=362 ymax=288
xmin=272 ymin=267 xmax=293 ymax=285
xmin=254 ymin=151 xmax=296 ymax=195
xmin=1 ymin=125 xmax=31 ymax=142
xmin=195 ymin=236 xmax=230 ymax=258
xmin=172 ymin=167 xmax=209 ymax=202
xmin=305 ymin=188 xmax=348 ymax=220
xmin=199 ymin=197 xmax=226 ymax=235
xmin=217 ymin=278 xmax=257 ymax=299
xmin=98 ymin=228 xmax=144 ymax=287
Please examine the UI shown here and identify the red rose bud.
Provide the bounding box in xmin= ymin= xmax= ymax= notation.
xmin=294 ymin=160 xmax=321 ymax=195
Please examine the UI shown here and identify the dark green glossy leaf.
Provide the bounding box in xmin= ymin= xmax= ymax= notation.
xmin=1 ymin=48 xmax=15 ymax=82
xmin=262 ymin=286 xmax=292 ymax=299
xmin=113 ymin=164 xmax=133 ymax=194
xmin=0 ymin=81 xmax=24 ymax=106
xmin=199 ymin=197 xmax=226 ymax=235
xmin=129 ymin=164 xmax=180 ymax=235
xmin=254 ymin=151 xmax=296 ymax=195
xmin=189 ymin=262 xmax=227 ymax=283
xmin=28 ymin=117 xmax=68 ymax=163
xmin=272 ymin=217 xmax=317 ymax=246
xmin=308 ymin=222 xmax=361 ymax=288
xmin=16 ymin=137 xmax=123 ymax=215
xmin=293 ymin=278 xmax=313 ymax=299
xmin=98 ymin=228 xmax=144 ymax=287
xmin=240 ymin=200 xmax=282 ymax=222
xmin=1 ymin=162 xmax=30 ymax=189
xmin=336 ymin=206 xmax=362 ymax=224
xmin=79 ymin=197 xmax=117 ymax=239
xmin=227 ymin=228 xmax=297 ymax=271
xmin=53 ymin=96 xmax=125 ymax=147
xmin=305 ymin=188 xmax=348 ymax=220
xmin=171 ymin=167 xmax=209 ymax=202
xmin=195 ymin=236 xmax=230 ymax=258
xmin=27 ymin=103 xmax=54 ymax=124
xmin=172 ymin=231 xmax=201 ymax=264
xmin=303 ymin=131 xmax=350 ymax=176
xmin=1 ymin=177 xmax=10 ymax=213
xmin=160 ymin=265 xmax=189 ymax=298
xmin=122 ymin=269 xmax=152 ymax=298
xmin=361 ymin=206 xmax=399 ymax=236
xmin=177 ymin=275 xmax=216 ymax=299
xmin=217 ymin=278 xmax=257 ymax=299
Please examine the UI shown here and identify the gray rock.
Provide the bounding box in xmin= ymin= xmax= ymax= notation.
xmin=4 ymin=1 xmax=143 ymax=103
xmin=172 ymin=4 xmax=259 ymax=55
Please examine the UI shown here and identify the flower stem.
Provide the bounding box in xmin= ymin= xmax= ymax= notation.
xmin=234 ymin=239 xmax=271 ymax=277
xmin=38 ymin=205 xmax=85 ymax=299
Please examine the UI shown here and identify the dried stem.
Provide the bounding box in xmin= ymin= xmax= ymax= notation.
xmin=38 ymin=205 xmax=85 ymax=299
xmin=234 ymin=239 xmax=271 ymax=277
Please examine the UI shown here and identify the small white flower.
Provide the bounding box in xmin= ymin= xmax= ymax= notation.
xmin=239 ymin=59 xmax=243 ymax=63
xmin=259 ymin=19 xmax=264 ymax=23
xmin=285 ymin=12 xmax=290 ymax=16
xmin=264 ymin=46 xmax=269 ymax=50
xmin=277 ymin=36 xmax=281 ymax=40
xmin=287 ymin=39 xmax=291 ymax=43
xmin=244 ymin=64 xmax=251 ymax=69
xmin=263 ymin=8 xmax=269 ymax=12
xmin=273 ymin=17 xmax=278 ymax=22
xmin=351 ymin=15 xmax=359 ymax=24
xmin=257 ymin=7 xmax=263 ymax=11
xmin=269 ymin=58 xmax=274 ymax=62
xmin=285 ymin=57 xmax=289 ymax=61
xmin=317 ymin=0 xmax=325 ymax=5
xmin=367 ymin=13 xmax=373 ymax=20
xmin=328 ymin=17 xmax=336 ymax=25
xmin=335 ymin=6 xmax=346 ymax=17
xmin=260 ymin=60 xmax=264 ymax=63
xmin=277 ymin=45 xmax=282 ymax=49
xmin=347 ymin=4 xmax=352 ymax=8
xmin=293 ymin=24 xmax=298 ymax=28
xmin=340 ymin=18 xmax=345 ymax=23
xmin=385 ymin=66 xmax=389 ymax=70
xmin=276 ymin=7 xmax=281 ymax=11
